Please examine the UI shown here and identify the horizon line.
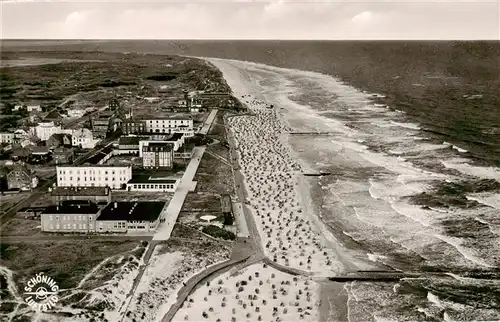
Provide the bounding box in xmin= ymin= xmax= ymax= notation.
xmin=1 ymin=38 xmax=498 ymax=42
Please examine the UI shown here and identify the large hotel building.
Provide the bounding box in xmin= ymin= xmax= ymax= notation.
xmin=56 ymin=165 xmax=132 ymax=189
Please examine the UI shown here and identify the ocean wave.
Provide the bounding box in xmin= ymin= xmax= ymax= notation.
xmin=207 ymin=57 xmax=500 ymax=320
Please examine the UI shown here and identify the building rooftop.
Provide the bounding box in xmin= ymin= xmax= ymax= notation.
xmin=168 ymin=133 xmax=184 ymax=141
xmin=97 ymin=201 xmax=165 ymax=221
xmin=143 ymin=142 xmax=173 ymax=152
xmin=73 ymin=128 xmax=92 ymax=138
xmin=31 ymin=146 xmax=50 ymax=154
xmin=127 ymin=175 xmax=177 ymax=184
xmin=49 ymin=133 xmax=72 ymax=141
xmin=119 ymin=136 xmax=146 ymax=145
xmin=57 ymin=164 xmax=131 ymax=168
xmin=86 ymin=146 xmax=113 ymax=164
xmin=42 ymin=201 xmax=100 ymax=215
xmin=141 ymin=115 xmax=193 ymax=121
xmin=51 ymin=186 xmax=110 ymax=197
xmin=53 ymin=147 xmax=72 ymax=154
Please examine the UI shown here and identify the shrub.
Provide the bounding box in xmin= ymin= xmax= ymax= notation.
xmin=202 ymin=225 xmax=236 ymax=240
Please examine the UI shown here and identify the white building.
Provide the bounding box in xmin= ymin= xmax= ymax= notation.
xmin=27 ymin=105 xmax=42 ymax=112
xmin=142 ymin=142 xmax=174 ymax=169
xmin=31 ymin=122 xmax=73 ymax=141
xmin=0 ymin=132 xmax=14 ymax=144
xmin=72 ymin=128 xmax=99 ymax=149
xmin=126 ymin=176 xmax=179 ymax=193
xmin=138 ymin=133 xmax=185 ymax=157
xmin=13 ymin=104 xmax=42 ymax=112
xmin=56 ymin=165 xmax=132 ymax=189
xmin=143 ymin=117 xmax=193 ymax=134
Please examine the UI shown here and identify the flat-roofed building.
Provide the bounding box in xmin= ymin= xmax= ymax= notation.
xmin=56 ymin=165 xmax=132 ymax=189
xmin=51 ymin=186 xmax=112 ymax=204
xmin=143 ymin=116 xmax=193 ymax=134
xmin=138 ymin=133 xmax=185 ymax=157
xmin=40 ymin=200 xmax=101 ymax=233
xmin=174 ymin=142 xmax=195 ymax=160
xmin=96 ymin=201 xmax=165 ymax=233
xmin=117 ymin=136 xmax=147 ymax=155
xmin=126 ymin=175 xmax=179 ymax=192
xmin=142 ymin=142 xmax=174 ymax=169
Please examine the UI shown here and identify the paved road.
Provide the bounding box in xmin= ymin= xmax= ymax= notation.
xmin=153 ymin=146 xmax=206 ymax=241
xmin=0 ymin=235 xmax=152 ymax=243
xmin=198 ymin=109 xmax=218 ymax=135
xmin=161 ymin=255 xmax=251 ymax=322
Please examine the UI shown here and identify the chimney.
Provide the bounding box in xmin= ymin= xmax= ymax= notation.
xmin=114 ymin=202 xmax=118 ymax=209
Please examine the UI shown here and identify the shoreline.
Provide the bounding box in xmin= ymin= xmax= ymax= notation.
xmin=205 ymin=57 xmax=354 ymax=321
xmin=207 ymin=57 xmax=374 ymax=272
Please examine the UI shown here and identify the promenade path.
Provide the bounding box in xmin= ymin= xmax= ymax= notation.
xmin=198 ymin=109 xmax=218 ymax=135
xmin=232 ymin=201 xmax=249 ymax=238
xmin=153 ymin=146 xmax=206 ymax=241
xmin=160 ymin=255 xmax=251 ymax=322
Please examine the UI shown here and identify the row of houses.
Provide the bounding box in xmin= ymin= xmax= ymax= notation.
xmin=0 ymin=123 xmax=99 ymax=150
xmin=40 ymin=200 xmax=165 ymax=233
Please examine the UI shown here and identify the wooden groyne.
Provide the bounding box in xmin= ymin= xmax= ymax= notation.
xmin=303 ymin=172 xmax=333 ymax=177
xmin=288 ymin=132 xmax=338 ymax=136
xmin=328 ymin=270 xmax=500 ymax=282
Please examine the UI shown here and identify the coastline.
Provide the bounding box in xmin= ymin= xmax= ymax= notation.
xmin=203 ymin=56 xmax=500 ymax=322
xmin=207 ymin=57 xmax=374 ymax=271
xmin=205 ymin=57 xmax=354 ymax=321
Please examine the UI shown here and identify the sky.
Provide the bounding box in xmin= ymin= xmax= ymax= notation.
xmin=1 ymin=0 xmax=499 ymax=40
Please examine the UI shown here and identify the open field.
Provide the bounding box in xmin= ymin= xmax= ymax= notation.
xmin=208 ymin=110 xmax=229 ymax=142
xmin=124 ymin=238 xmax=231 ymax=322
xmin=0 ymin=239 xmax=148 ymax=322
xmin=1 ymin=216 xmax=42 ymax=237
xmin=0 ymin=239 xmax=144 ymax=290
xmin=0 ymin=193 xmax=27 ymax=216
xmin=194 ymin=151 xmax=234 ymax=196
xmin=0 ymin=50 xmax=237 ymax=132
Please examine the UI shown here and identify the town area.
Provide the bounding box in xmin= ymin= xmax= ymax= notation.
xmin=0 ymin=51 xmax=250 ymax=322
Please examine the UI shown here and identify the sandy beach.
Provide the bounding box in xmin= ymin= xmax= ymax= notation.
xmin=198 ymin=57 xmax=500 ymax=321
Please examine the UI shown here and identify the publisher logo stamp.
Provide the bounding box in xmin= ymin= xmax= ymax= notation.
xmin=23 ymin=272 xmax=59 ymax=311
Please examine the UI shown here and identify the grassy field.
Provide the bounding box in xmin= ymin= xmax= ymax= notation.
xmin=1 ymin=216 xmax=41 ymax=236
xmin=0 ymin=50 xmax=234 ymax=131
xmin=194 ymin=152 xmax=234 ymax=195
xmin=0 ymin=239 xmax=143 ymax=290
xmin=208 ymin=110 xmax=229 ymax=142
